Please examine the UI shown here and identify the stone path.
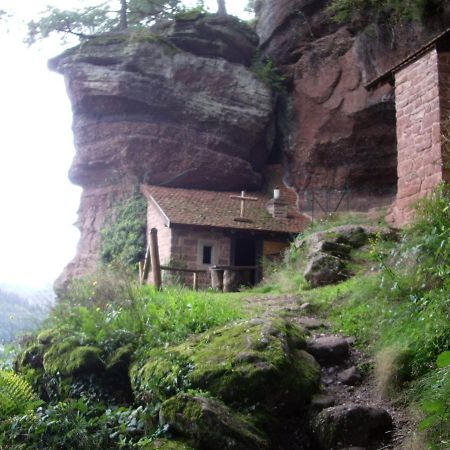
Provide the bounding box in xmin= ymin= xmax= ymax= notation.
xmin=242 ymin=294 xmax=412 ymax=450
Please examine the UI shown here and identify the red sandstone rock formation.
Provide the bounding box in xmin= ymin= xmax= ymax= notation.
xmin=53 ymin=15 xmax=275 ymax=289
xmin=255 ymin=0 xmax=448 ymax=211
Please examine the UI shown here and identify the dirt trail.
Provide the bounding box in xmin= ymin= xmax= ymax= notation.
xmin=242 ymin=293 xmax=413 ymax=450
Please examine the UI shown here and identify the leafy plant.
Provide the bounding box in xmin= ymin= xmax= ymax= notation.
xmin=327 ymin=0 xmax=447 ymax=24
xmin=251 ymin=52 xmax=286 ymax=91
xmin=0 ymin=398 xmax=153 ymax=450
xmin=417 ymin=352 xmax=450 ymax=448
xmin=0 ymin=369 xmax=42 ymax=419
xmin=100 ymin=193 xmax=147 ymax=269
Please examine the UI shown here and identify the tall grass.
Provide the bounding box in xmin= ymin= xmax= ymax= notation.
xmin=48 ymin=269 xmax=246 ymax=360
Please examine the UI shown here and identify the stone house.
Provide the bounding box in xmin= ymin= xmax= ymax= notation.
xmin=141 ymin=183 xmax=309 ymax=289
xmin=368 ymin=28 xmax=450 ymax=226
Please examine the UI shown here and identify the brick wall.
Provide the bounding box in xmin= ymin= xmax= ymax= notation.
xmin=390 ymin=48 xmax=446 ymax=226
xmin=170 ymin=226 xmax=231 ymax=288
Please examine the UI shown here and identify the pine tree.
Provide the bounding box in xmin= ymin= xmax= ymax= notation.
xmin=26 ymin=0 xmax=182 ymax=45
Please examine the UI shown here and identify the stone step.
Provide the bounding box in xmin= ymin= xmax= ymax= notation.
xmin=307 ymin=335 xmax=350 ymax=366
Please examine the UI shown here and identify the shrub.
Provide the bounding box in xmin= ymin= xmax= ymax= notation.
xmin=327 ymin=0 xmax=447 ymax=24
xmin=251 ymin=52 xmax=286 ymax=91
xmin=0 ymin=399 xmax=153 ymax=450
xmin=100 ymin=193 xmax=147 ymax=269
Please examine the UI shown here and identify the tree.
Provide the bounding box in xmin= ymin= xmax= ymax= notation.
xmin=217 ymin=0 xmax=227 ymax=16
xmin=26 ymin=0 xmax=182 ymax=45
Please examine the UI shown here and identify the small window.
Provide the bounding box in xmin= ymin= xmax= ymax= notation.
xmin=202 ymin=245 xmax=213 ymax=265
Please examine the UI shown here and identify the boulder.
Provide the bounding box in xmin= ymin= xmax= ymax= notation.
xmin=311 ymin=404 xmax=394 ymax=448
xmin=298 ymin=224 xmax=398 ymax=287
xmin=15 ymin=343 xmax=44 ymax=371
xmin=43 ymin=339 xmax=105 ymax=376
xmin=338 ymin=366 xmax=362 ymax=386
xmin=304 ymin=252 xmax=350 ymax=288
xmin=132 ymin=317 xmax=321 ymax=415
xmin=312 ymin=240 xmax=352 ymax=259
xmin=307 ymin=336 xmax=350 ymax=366
xmin=296 ymin=225 xmax=397 ymax=251
xmin=310 ymin=394 xmax=336 ymax=411
xmin=159 ymin=393 xmax=269 ymax=449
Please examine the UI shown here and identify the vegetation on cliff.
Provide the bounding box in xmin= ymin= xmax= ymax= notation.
xmin=328 ymin=0 xmax=449 ymax=23
xmin=100 ymin=193 xmax=147 ymax=269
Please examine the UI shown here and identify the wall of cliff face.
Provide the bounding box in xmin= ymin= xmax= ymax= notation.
xmin=255 ymin=0 xmax=448 ymax=210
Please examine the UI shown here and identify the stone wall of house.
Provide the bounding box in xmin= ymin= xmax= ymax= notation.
xmin=438 ymin=51 xmax=450 ymax=181
xmin=170 ymin=227 xmax=231 ymax=289
xmin=147 ymin=199 xmax=172 ymax=284
xmin=390 ymin=48 xmax=446 ymax=226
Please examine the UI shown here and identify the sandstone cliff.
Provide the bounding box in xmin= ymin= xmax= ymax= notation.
xmin=256 ymin=0 xmax=448 ymax=210
xmin=52 ymin=15 xmax=276 ymax=288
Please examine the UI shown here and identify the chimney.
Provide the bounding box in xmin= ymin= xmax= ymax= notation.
xmin=267 ymin=188 xmax=288 ymax=219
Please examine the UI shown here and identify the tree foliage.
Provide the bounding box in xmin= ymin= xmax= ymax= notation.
xmin=327 ymin=0 xmax=449 ymax=24
xmin=26 ymin=0 xmax=183 ymax=45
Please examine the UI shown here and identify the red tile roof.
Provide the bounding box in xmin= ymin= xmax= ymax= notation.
xmin=141 ymin=185 xmax=309 ymax=234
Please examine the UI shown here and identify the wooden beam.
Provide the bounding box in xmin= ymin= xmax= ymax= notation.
xmin=150 ymin=228 xmax=162 ymax=290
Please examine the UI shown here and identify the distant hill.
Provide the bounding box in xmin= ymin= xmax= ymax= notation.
xmin=0 ymin=288 xmax=52 ymax=346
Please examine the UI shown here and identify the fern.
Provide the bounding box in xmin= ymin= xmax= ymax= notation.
xmin=0 ymin=369 xmax=42 ymax=418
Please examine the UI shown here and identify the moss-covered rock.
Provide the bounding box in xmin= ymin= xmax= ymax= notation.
xmin=15 ymin=343 xmax=45 ymax=371
xmin=106 ymin=343 xmax=134 ymax=373
xmin=37 ymin=328 xmax=59 ymax=345
xmin=132 ymin=318 xmax=320 ymax=415
xmin=43 ymin=339 xmax=105 ymax=376
xmin=143 ymin=439 xmax=194 ymax=450
xmin=159 ymin=393 xmax=268 ymax=449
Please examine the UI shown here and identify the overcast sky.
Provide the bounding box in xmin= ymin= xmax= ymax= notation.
xmin=0 ymin=0 xmax=252 ymax=292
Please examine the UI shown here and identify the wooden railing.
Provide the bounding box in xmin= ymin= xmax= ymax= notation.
xmin=139 ymin=228 xmax=206 ymax=290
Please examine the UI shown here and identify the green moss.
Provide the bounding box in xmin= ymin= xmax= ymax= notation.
xmin=144 ymin=439 xmax=194 ymax=449
xmin=37 ymin=328 xmax=62 ymax=345
xmin=43 ymin=339 xmax=104 ymax=376
xmin=159 ymin=393 xmax=268 ymax=449
xmin=106 ymin=344 xmax=134 ymax=372
xmin=131 ymin=349 xmax=192 ymax=405
xmin=133 ymin=318 xmax=319 ymax=413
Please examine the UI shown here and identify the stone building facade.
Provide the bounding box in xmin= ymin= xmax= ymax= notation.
xmin=370 ymin=29 xmax=450 ymax=226
xmin=141 ymin=184 xmax=309 ymax=289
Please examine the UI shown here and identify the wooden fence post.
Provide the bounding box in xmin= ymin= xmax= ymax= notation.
xmin=193 ymin=272 xmax=198 ymax=291
xmin=150 ymin=228 xmax=162 ymax=290
xmin=140 ymin=244 xmax=151 ymax=285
